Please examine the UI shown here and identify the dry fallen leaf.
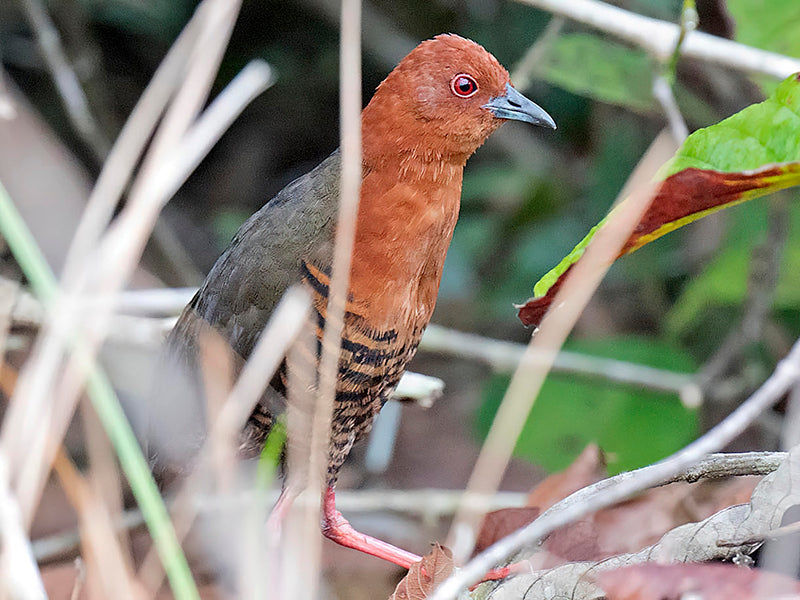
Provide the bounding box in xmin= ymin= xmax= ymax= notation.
xmin=485 ymin=448 xmax=800 ymax=600
xmin=533 ymin=472 xmax=760 ymax=569
xmin=527 ymin=444 xmax=606 ymax=511
xmin=389 ymin=544 xmax=454 ymax=600
xmin=473 ymin=507 xmax=541 ymax=557
xmin=596 ymin=563 xmax=800 ymax=600
xmin=473 ymin=444 xmax=761 ymax=570
xmin=473 ymin=444 xmax=605 ymax=556
xmin=589 ymin=476 xmax=762 ymax=558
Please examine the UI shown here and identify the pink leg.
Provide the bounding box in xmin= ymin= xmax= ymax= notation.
xmin=320 ymin=486 xmax=517 ymax=583
xmin=321 ymin=487 xmax=422 ymax=569
xmin=267 ymin=487 xmax=297 ymax=535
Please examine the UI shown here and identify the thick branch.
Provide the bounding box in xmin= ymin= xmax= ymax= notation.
xmin=431 ymin=337 xmax=800 ymax=598
xmin=516 ymin=0 xmax=800 ymax=79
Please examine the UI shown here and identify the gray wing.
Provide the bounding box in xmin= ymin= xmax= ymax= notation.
xmin=150 ymin=151 xmax=340 ymax=470
xmin=171 ymin=149 xmax=340 ymax=360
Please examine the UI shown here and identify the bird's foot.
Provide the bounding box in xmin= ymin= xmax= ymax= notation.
xmin=321 ymin=487 xmax=526 ymax=586
xmin=321 ymin=487 xmax=422 ymax=569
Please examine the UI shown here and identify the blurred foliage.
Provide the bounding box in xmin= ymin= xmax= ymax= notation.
xmin=667 ymin=198 xmax=800 ymax=336
xmin=78 ymin=0 xmax=194 ymax=40
xmin=4 ymin=0 xmax=800 ymax=473
xmin=529 ymin=34 xmax=657 ymax=113
xmin=726 ymin=0 xmax=800 ymax=69
xmin=476 ymin=337 xmax=698 ymax=475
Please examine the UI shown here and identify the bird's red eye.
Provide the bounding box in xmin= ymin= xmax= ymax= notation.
xmin=450 ymin=74 xmax=478 ymax=98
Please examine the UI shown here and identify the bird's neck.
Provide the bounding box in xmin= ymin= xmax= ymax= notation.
xmin=347 ymin=151 xmax=464 ymax=331
xmin=367 ymin=151 xmax=467 ymax=190
xmin=333 ymin=104 xmax=474 ymax=330
xmin=360 ymin=101 xmax=475 ymax=180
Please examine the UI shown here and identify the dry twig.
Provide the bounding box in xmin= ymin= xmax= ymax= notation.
xmin=431 ymin=338 xmax=800 ymax=598
xmin=17 ymin=0 xmax=110 ymax=161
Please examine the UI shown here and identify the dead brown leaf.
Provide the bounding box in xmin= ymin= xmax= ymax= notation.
xmin=473 ymin=507 xmax=541 ymax=556
xmin=473 ymin=443 xmax=762 ymax=569
xmin=596 ymin=563 xmax=800 ymax=600
xmin=589 ymin=476 xmax=762 ymax=558
xmin=531 ymin=474 xmax=761 ymax=568
xmin=527 ymin=444 xmax=606 ymax=511
xmin=473 ymin=444 xmax=605 ymax=556
xmin=389 ymin=544 xmax=454 ymax=600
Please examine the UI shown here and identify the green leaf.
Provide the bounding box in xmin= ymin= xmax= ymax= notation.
xmin=659 ymin=74 xmax=800 ymax=177
xmin=528 ymin=32 xmax=716 ymax=122
xmin=476 ymin=337 xmax=698 ymax=475
xmin=520 ymin=73 xmax=800 ymax=327
xmin=727 ymin=0 xmax=800 ymax=61
xmin=531 ymin=34 xmax=657 ymax=113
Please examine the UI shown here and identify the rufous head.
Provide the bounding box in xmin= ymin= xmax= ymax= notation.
xmin=362 ymin=34 xmax=555 ymax=167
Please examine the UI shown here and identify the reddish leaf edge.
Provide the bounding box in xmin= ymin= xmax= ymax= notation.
xmin=518 ymin=162 xmax=800 ymax=327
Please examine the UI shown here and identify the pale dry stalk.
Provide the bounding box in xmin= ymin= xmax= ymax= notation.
xmin=289 ymin=2 xmax=363 ymax=600
xmin=447 ymin=129 xmax=679 ymax=562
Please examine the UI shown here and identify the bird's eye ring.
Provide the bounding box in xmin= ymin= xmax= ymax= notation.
xmin=450 ymin=74 xmax=478 ymax=98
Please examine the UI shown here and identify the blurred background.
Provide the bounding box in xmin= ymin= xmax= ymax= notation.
xmin=1 ymin=0 xmax=799 ymax=597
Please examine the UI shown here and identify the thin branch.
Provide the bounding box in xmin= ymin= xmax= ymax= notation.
xmin=300 ymin=0 xmax=414 ymax=71
xmin=60 ymin=15 xmax=201 ymax=282
xmin=51 ymin=450 xmax=137 ymax=600
xmin=32 ymin=451 xmax=784 ymax=565
xmin=392 ymin=371 xmax=444 ymax=407
xmin=93 ymin=58 xmax=273 ymax=288
xmin=421 ymin=324 xmax=699 ymax=401
xmin=0 ymin=70 xmax=18 ymax=120
xmin=68 ymin=559 xmax=85 ymax=600
xmin=16 ymin=0 xmax=110 ymax=162
xmin=1 ymin=282 xmax=700 ymax=401
xmin=783 ymin=382 xmax=800 ymax=450
xmin=510 ymin=16 xmax=565 ymax=91
xmin=430 ymin=337 xmax=800 ymax=599
xmin=78 ymin=400 xmax=132 ymax=572
xmin=697 ymin=200 xmax=789 ymax=396
xmin=34 ymin=508 xmax=147 ymax=566
xmin=98 ymin=287 xmax=195 ymax=315
xmin=652 ymin=75 xmax=688 ymax=143
xmin=34 ymin=488 xmax=526 ymax=565
xmin=118 ymin=0 xmax=240 ymax=199
xmin=718 ymin=518 xmax=800 ymax=547
xmin=299 ymin=2 xmax=363 ymax=598
xmin=665 ymin=0 xmax=698 ymax=85
xmin=0 ymin=278 xmax=17 ymax=395
xmin=310 ymin=0 xmax=362 ymax=478
xmin=515 ymin=0 xmax=800 ymax=80
xmin=671 ymin=451 xmax=785 ymax=483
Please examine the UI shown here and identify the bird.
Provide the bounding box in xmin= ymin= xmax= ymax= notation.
xmin=162 ymin=33 xmax=555 ymax=570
